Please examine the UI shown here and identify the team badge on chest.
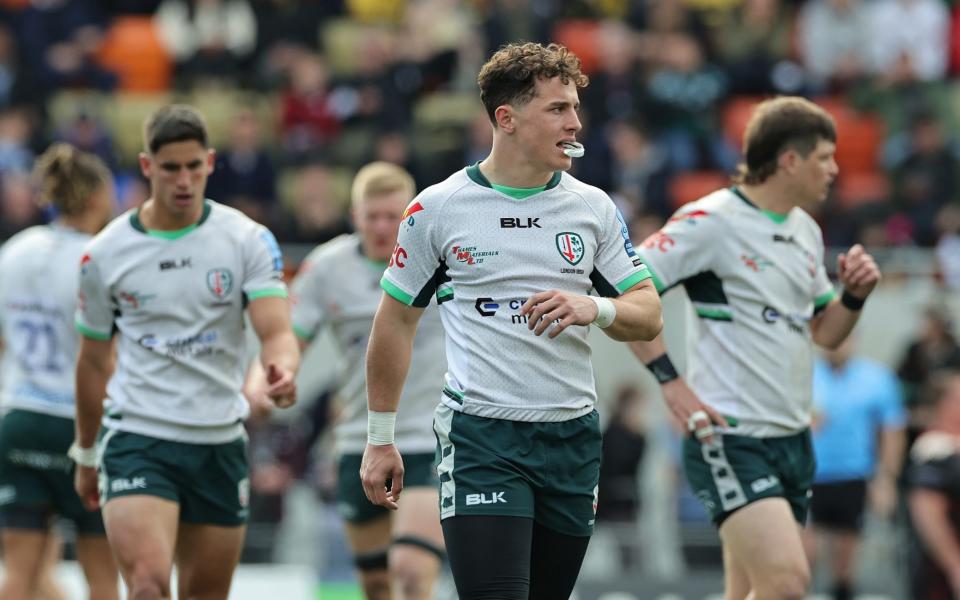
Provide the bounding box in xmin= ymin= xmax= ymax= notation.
xmin=556 ymin=232 xmax=584 ymax=266
xmin=206 ymin=268 xmax=234 ymax=300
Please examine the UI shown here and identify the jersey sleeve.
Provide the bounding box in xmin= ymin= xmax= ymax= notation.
xmin=380 ymin=197 xmax=446 ymax=308
xmin=75 ymin=250 xmax=114 ymax=340
xmin=590 ymin=204 xmax=651 ymax=297
xmin=289 ymin=256 xmax=328 ymax=342
xmin=635 ymin=204 xmax=721 ymax=294
xmin=242 ymin=227 xmax=287 ymax=300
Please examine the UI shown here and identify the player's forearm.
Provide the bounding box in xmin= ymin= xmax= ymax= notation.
xmin=877 ymin=427 xmax=906 ymax=480
xmin=811 ymin=299 xmax=862 ymax=349
xmin=604 ymin=285 xmax=663 ymax=342
xmin=366 ymin=314 xmax=416 ymax=413
xmin=628 ymin=331 xmax=670 ymax=365
xmin=911 ymin=491 xmax=960 ymax=575
xmin=75 ymin=352 xmax=111 ymax=447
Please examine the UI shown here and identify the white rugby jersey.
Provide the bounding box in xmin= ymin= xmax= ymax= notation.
xmin=75 ymin=201 xmax=287 ymax=444
xmin=291 ymin=234 xmax=446 ymax=455
xmin=638 ymin=187 xmax=837 ymax=437
xmin=381 ymin=165 xmax=651 ymax=422
xmin=0 ymin=225 xmax=92 ymax=418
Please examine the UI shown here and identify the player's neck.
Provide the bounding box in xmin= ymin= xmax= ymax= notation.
xmin=479 ymin=148 xmax=555 ymax=189
xmin=139 ymin=199 xmax=203 ymax=231
xmin=737 ymin=182 xmax=795 ymax=215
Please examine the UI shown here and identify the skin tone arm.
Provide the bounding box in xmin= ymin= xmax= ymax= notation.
xmin=628 ymin=333 xmax=726 ymax=445
xmin=811 ymin=244 xmax=881 ymax=349
xmin=870 ymin=426 xmax=906 ymax=518
xmin=74 ymin=336 xmax=115 ymax=510
xmin=360 ymin=294 xmax=425 ymax=510
xmin=248 ymin=296 xmax=301 ymax=408
xmin=520 ymin=279 xmax=662 ymax=342
xmin=910 ymin=489 xmax=960 ymax=595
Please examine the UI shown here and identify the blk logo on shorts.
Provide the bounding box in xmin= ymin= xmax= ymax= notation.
xmin=111 ymin=477 xmax=147 ymax=493
xmin=465 ymin=492 xmax=506 ymax=505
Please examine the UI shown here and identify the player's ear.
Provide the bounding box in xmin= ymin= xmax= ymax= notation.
xmin=205 ymin=148 xmax=216 ymax=175
xmin=138 ymin=152 xmax=151 ymax=179
xmin=495 ymin=105 xmax=515 ymax=133
xmin=778 ymin=148 xmax=797 ymax=173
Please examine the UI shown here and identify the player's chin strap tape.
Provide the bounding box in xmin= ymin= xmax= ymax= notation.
xmin=354 ymin=548 xmax=389 ymax=571
xmin=392 ymin=535 xmax=446 ymax=561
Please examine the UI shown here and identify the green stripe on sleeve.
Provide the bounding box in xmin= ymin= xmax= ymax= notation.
xmin=292 ymin=324 xmax=313 ymax=341
xmin=75 ymin=321 xmax=111 ymax=341
xmin=380 ymin=277 xmax=414 ymax=305
xmin=695 ymin=307 xmax=733 ymax=321
xmin=814 ymin=289 xmax=837 ymax=308
xmin=616 ymin=267 xmax=652 ymax=293
xmin=247 ymin=288 xmax=288 ymax=300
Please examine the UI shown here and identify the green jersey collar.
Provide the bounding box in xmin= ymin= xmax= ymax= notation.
xmin=130 ymin=200 xmax=213 ymax=239
xmin=730 ymin=186 xmax=789 ymax=224
xmin=466 ymin=162 xmax=562 ymax=198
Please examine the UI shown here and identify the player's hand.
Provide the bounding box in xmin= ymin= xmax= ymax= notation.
xmin=360 ymin=443 xmax=404 ymax=510
xmin=661 ymin=379 xmax=727 ymax=445
xmin=265 ymin=363 xmax=297 ymax=409
xmin=520 ymin=290 xmax=599 ymax=338
xmin=74 ymin=465 xmax=100 ymax=511
xmin=837 ymin=244 xmax=880 ymax=300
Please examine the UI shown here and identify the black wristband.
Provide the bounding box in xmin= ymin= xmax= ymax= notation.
xmin=645 ymin=353 xmax=679 ymax=385
xmin=841 ymin=290 xmax=865 ymax=311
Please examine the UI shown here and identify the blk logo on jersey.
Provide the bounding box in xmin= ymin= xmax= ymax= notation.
xmin=206 ymin=268 xmax=234 ymax=300
xmin=500 ymin=217 xmax=541 ymax=229
xmin=159 ymin=258 xmax=192 ymax=271
xmin=556 ymin=232 xmax=584 ymax=265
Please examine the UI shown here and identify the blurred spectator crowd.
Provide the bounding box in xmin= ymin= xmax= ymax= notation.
xmin=1 ymin=0 xmax=960 ymax=266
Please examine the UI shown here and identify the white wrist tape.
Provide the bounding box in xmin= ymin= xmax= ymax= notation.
xmin=588 ymin=296 xmax=616 ymax=329
xmin=68 ymin=442 xmax=97 ymax=468
xmin=367 ymin=410 xmax=397 ymax=445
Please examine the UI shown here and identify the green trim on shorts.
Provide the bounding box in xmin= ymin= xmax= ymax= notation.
xmin=434 ymin=405 xmax=601 ymax=537
xmin=683 ymin=429 xmax=815 ymax=526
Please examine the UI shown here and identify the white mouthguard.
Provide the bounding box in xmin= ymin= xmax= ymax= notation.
xmin=561 ymin=141 xmax=585 ymax=158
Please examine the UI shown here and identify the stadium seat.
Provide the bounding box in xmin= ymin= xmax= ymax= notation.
xmin=669 ymin=170 xmax=731 ymax=209
xmin=816 ymin=96 xmax=885 ymax=175
xmin=721 ymin=95 xmax=769 ymax=149
xmin=834 ymin=171 xmax=890 ymax=209
xmin=95 ymin=16 xmax=172 ymax=92
xmin=103 ymin=93 xmax=173 ymax=166
xmin=552 ymin=20 xmax=602 ymax=75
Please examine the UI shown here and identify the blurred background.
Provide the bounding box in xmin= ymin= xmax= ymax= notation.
xmin=1 ymin=0 xmax=959 ymax=598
